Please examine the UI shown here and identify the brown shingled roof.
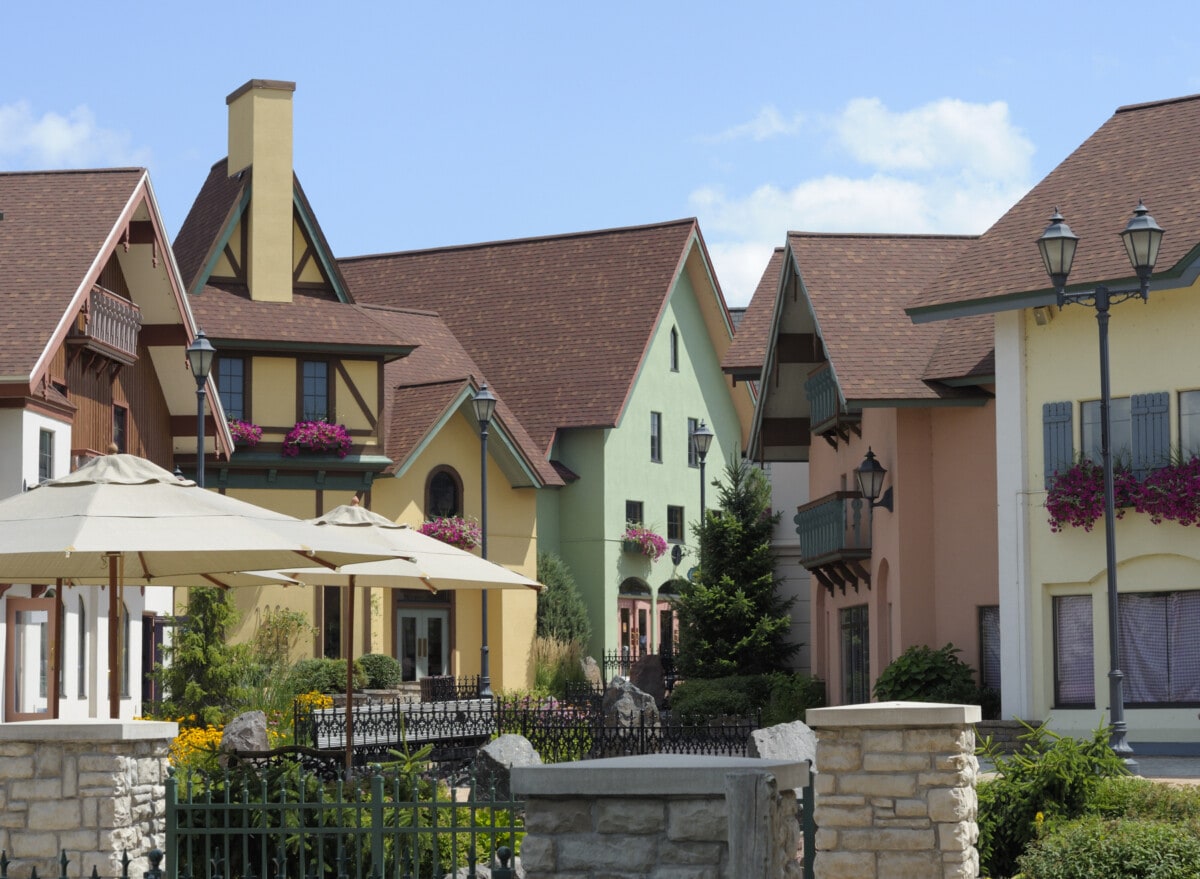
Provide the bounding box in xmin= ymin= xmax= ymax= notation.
xmin=340 ymin=219 xmax=700 ymax=455
xmin=0 ymin=169 xmax=146 ymax=382
xmin=173 ymin=159 xmax=247 ymax=292
xmin=361 ymin=305 xmax=560 ymax=486
xmin=722 ymin=247 xmax=784 ymax=378
xmin=787 ymin=232 xmax=987 ymax=401
xmin=910 ymin=94 xmax=1200 ymax=316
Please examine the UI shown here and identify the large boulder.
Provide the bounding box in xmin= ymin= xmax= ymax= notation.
xmin=580 ymin=655 xmax=603 ymax=688
xmin=220 ymin=710 xmax=269 ymax=766
xmin=474 ymin=734 xmax=542 ymax=800
xmin=628 ymin=654 xmax=666 ymax=707
xmin=748 ymin=720 xmax=818 ymax=766
xmin=602 ymin=677 xmax=661 ymax=730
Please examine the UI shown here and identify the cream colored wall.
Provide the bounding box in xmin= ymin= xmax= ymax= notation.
xmin=250 ymin=357 xmax=295 ymax=434
xmin=371 ymin=408 xmax=539 ymax=693
xmin=1021 ymin=275 xmax=1200 ymax=742
xmin=335 ymin=361 xmax=378 ymax=437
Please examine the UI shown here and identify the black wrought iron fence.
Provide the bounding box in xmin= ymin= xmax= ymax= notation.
xmin=601 ymin=647 xmax=681 ymax=692
xmin=0 ymin=850 xmax=165 ymax=879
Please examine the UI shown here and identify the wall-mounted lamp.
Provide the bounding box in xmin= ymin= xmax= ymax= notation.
xmin=855 ymin=447 xmax=893 ymax=513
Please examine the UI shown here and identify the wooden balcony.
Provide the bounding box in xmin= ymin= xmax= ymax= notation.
xmin=793 ymin=491 xmax=872 ymax=594
xmin=67 ymin=285 xmax=142 ymax=366
xmin=805 ymin=363 xmax=860 ymax=447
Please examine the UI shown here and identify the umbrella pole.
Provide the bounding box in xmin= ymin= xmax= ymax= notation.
xmin=107 ymin=554 xmax=119 ymax=720
xmin=345 ymin=575 xmax=355 ymax=779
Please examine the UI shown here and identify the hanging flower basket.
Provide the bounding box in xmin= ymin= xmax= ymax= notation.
xmin=419 ymin=516 xmax=481 ymax=551
xmin=621 ymin=525 xmax=667 ymax=561
xmin=282 ymin=421 xmax=353 ymax=458
xmin=1046 ymin=457 xmax=1200 ymax=531
xmin=229 ymin=419 xmax=263 ymax=448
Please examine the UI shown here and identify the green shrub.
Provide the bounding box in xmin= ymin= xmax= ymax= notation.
xmin=285 ymin=657 xmax=367 ymax=695
xmin=1089 ymin=775 xmax=1200 ymax=823
xmin=669 ymin=675 xmax=773 ymax=717
xmin=977 ymin=721 xmax=1129 ymax=878
xmin=536 ymin=553 xmax=591 ymax=645
xmin=1015 ymin=816 xmax=1200 ymax=879
xmin=762 ymin=673 xmax=826 ymax=725
xmin=873 ymin=642 xmax=980 ymax=704
xmin=359 ymin=653 xmax=403 ymax=689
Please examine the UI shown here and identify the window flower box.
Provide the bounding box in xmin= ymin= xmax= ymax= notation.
xmin=282 ymin=421 xmax=353 ymax=458
xmin=1046 ymin=456 xmax=1200 ymax=531
xmin=419 ymin=516 xmax=481 ymax=551
xmin=229 ymin=419 xmax=263 ymax=448
xmin=621 ymin=525 xmax=667 ymax=561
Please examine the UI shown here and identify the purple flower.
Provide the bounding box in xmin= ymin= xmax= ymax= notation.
xmin=1047 ymin=457 xmax=1200 ymax=531
xmin=229 ymin=419 xmax=262 ymax=448
xmin=419 ymin=516 xmax=482 ymax=550
xmin=282 ymin=421 xmax=353 ymax=458
xmin=622 ymin=525 xmax=668 ymax=561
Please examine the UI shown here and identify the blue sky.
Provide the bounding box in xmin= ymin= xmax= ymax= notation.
xmin=4 ymin=2 xmax=1200 ymax=306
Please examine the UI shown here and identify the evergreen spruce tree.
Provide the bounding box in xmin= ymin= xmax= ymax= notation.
xmin=676 ymin=458 xmax=797 ymax=677
xmin=536 ymin=552 xmax=592 ymax=646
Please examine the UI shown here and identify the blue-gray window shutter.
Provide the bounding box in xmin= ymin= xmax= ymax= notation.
xmin=1131 ymin=392 xmax=1170 ymax=479
xmin=1043 ymin=402 xmax=1073 ymax=488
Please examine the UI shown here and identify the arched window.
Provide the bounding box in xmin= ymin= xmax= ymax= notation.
xmin=426 ymin=467 xmax=463 ymax=518
xmin=670 ymin=327 xmax=679 ymax=372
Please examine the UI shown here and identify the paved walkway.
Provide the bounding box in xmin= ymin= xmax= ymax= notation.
xmin=1136 ymin=755 xmax=1200 ymax=783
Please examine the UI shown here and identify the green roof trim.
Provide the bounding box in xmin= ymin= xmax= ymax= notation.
xmin=190 ymin=185 xmax=252 ymax=297
xmin=293 ymin=190 xmax=351 ymax=304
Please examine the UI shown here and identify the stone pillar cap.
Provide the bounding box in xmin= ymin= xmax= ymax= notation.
xmin=807 ymin=701 xmax=981 ymax=728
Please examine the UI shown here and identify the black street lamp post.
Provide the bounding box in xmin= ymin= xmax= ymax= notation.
xmin=186 ymin=330 xmax=216 ymax=488
xmin=473 ymin=383 xmax=498 ymax=699
xmin=692 ymin=420 xmax=715 ymax=514
xmin=1037 ymin=201 xmax=1165 ymax=771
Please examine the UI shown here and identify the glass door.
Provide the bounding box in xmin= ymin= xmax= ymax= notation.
xmin=395 ymin=609 xmax=450 ymax=681
xmin=5 ymin=597 xmax=59 ymax=721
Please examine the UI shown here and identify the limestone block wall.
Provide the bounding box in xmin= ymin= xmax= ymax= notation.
xmin=512 ymin=754 xmax=809 ymax=879
xmin=0 ymin=721 xmax=177 ymax=879
xmin=806 ymin=702 xmax=981 ymax=879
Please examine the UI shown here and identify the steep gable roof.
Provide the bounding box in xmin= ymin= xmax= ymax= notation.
xmin=910 ymin=94 xmax=1200 ymax=320
xmin=0 ymin=168 xmax=147 ymax=383
xmin=722 ymin=247 xmax=784 ymax=381
xmin=340 ymin=219 xmax=701 ymax=454
xmin=361 ymin=305 xmax=560 ymax=487
xmin=174 ymin=159 xmax=410 ymax=354
xmin=787 ymin=232 xmax=986 ymax=402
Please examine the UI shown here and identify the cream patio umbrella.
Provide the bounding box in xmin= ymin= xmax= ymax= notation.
xmin=0 ymin=454 xmax=401 ymax=718
xmin=283 ymin=502 xmax=541 ymax=773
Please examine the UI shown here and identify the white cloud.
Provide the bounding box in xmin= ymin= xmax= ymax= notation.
xmin=694 ymin=97 xmax=1035 ymax=306
xmin=0 ymin=101 xmax=149 ymax=169
xmin=705 ymin=105 xmax=804 ymax=143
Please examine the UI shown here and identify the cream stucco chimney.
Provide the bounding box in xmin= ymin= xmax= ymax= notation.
xmin=226 ymin=79 xmax=296 ymax=303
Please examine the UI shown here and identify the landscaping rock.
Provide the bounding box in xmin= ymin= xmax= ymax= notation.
xmin=603 ymin=677 xmax=661 ymax=730
xmin=629 ymin=653 xmax=666 ymax=706
xmin=220 ymin=711 xmax=269 ymax=763
xmin=581 ymin=655 xmax=603 ymax=688
xmin=474 ymin=735 xmax=542 ymax=799
xmin=748 ymin=720 xmax=818 ymax=766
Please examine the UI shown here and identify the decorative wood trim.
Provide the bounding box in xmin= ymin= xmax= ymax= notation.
xmin=334 ymin=360 xmax=377 ymax=429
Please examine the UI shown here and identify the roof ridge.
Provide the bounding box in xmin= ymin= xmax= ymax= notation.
xmin=341 ymin=217 xmax=697 ymax=263
xmin=354 ymin=302 xmax=443 ymax=319
xmin=1116 ymin=92 xmax=1200 ymax=114
xmin=788 ymin=231 xmax=979 ymax=241
xmin=0 ymin=167 xmax=146 ymax=178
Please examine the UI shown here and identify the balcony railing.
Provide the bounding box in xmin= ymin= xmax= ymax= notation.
xmin=793 ymin=490 xmax=872 ymax=592
xmin=805 ymin=363 xmax=860 ymax=445
xmin=67 ymin=285 xmax=142 ymax=364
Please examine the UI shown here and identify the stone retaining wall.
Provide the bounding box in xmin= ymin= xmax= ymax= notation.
xmin=807 ymin=702 xmax=981 ymax=879
xmin=0 ymin=721 xmax=176 ymax=879
xmin=512 ymin=754 xmax=809 ymax=879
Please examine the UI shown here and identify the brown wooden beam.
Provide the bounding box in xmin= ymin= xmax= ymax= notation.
xmin=776 ymin=333 xmax=824 ymax=363
xmin=139 ymin=324 xmax=189 ymax=347
xmin=761 ymin=418 xmax=811 ymax=446
xmin=813 ymin=569 xmax=835 ymax=596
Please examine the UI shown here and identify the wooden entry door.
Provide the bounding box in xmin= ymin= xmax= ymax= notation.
xmin=5 ymin=597 xmax=59 ymax=721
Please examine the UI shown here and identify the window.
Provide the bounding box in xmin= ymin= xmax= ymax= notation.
xmin=978 ymin=606 xmax=1001 ymax=693
xmin=426 ymin=467 xmax=463 ymax=518
xmin=301 ymin=361 xmax=330 ymax=422
xmin=1053 ymin=595 xmax=1094 ymax=708
xmin=687 ymin=417 xmax=699 ymax=468
xmin=840 ymin=605 xmax=870 ymax=704
xmin=323 ymin=585 xmax=343 ymax=659
xmin=650 ymin=412 xmax=662 ymax=463
xmin=625 ymin=500 xmax=644 ymax=525
xmin=1081 ymin=397 xmax=1131 ymax=462
xmin=667 ymin=505 xmax=684 ymax=542
xmin=1181 ymin=391 xmax=1200 ymax=457
xmin=670 ymin=327 xmax=679 ymax=372
xmin=77 ymin=597 xmax=87 ymax=699
xmin=217 ymin=356 xmax=246 ymax=421
xmin=1081 ymin=394 xmax=1169 ymax=478
xmin=1119 ymin=591 xmax=1200 ymax=705
xmin=112 ymin=406 xmax=128 ymax=453
xmin=38 ymin=429 xmax=54 ymax=483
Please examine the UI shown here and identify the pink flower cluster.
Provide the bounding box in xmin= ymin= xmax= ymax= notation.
xmin=622 ymin=525 xmax=667 ymax=561
xmin=229 ymin=419 xmax=262 ymax=448
xmin=1046 ymin=457 xmax=1200 ymax=531
xmin=418 ymin=516 xmax=481 ymax=550
xmin=281 ymin=421 xmax=352 ymax=458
